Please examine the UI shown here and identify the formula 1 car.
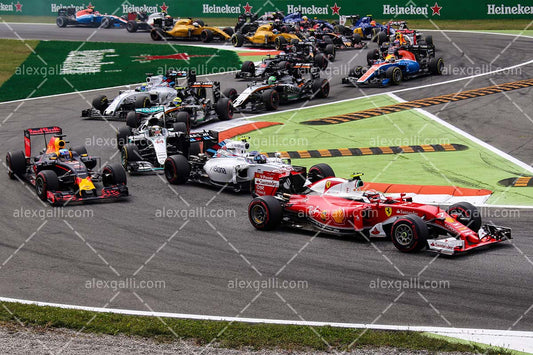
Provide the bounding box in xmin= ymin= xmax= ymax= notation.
xmin=342 ymin=43 xmax=443 ymax=87
xmin=335 ymin=15 xmax=386 ymax=41
xmin=232 ymin=69 xmax=330 ymax=112
xmin=248 ymin=173 xmax=512 ymax=255
xmin=119 ymin=117 xmax=189 ymax=174
xmin=164 ymin=135 xmax=335 ymax=193
xmin=125 ymin=11 xmax=171 ymax=32
xmin=150 ymin=18 xmax=233 ymax=42
xmin=6 ymin=127 xmax=128 ymax=206
xmin=231 ymin=23 xmax=300 ymax=49
xmin=56 ymin=7 xmax=127 ymax=28
xmin=82 ymin=72 xmax=180 ymax=120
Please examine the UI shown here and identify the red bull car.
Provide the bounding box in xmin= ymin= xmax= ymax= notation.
xmin=6 ymin=126 xmax=128 ymax=206
xmin=248 ymin=172 xmax=512 ymax=255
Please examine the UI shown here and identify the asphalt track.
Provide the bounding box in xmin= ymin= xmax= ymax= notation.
xmin=0 ymin=24 xmax=532 ymax=333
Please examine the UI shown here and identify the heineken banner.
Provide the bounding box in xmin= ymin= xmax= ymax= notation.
xmin=1 ymin=0 xmax=532 ymax=19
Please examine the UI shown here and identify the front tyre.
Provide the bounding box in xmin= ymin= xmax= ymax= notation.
xmin=391 ymin=214 xmax=428 ymax=252
xmin=164 ymin=155 xmax=190 ymax=184
xmin=386 ymin=66 xmax=402 ymax=85
xmin=262 ymin=89 xmax=279 ymax=110
xmin=447 ymin=202 xmax=482 ymax=231
xmin=102 ymin=163 xmax=127 ymax=186
xmin=215 ymin=97 xmax=233 ymax=120
xmin=35 ymin=170 xmax=59 ymax=202
xmin=248 ymin=196 xmax=283 ymax=231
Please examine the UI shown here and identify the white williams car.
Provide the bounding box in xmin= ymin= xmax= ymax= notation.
xmin=164 ymin=136 xmax=334 ymax=193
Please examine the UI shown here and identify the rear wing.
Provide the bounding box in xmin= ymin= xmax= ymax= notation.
xmin=24 ymin=126 xmax=62 ymax=157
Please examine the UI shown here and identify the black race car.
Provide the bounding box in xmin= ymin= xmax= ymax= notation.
xmin=6 ymin=126 xmax=128 ymax=206
xmin=232 ymin=68 xmax=330 ymax=112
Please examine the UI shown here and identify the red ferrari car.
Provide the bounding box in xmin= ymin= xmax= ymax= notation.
xmin=248 ymin=172 xmax=511 ymax=255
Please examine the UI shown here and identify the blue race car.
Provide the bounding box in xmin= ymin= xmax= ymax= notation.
xmin=335 ymin=15 xmax=388 ymax=41
xmin=56 ymin=6 xmax=128 ymax=28
xmin=342 ymin=43 xmax=443 ymax=87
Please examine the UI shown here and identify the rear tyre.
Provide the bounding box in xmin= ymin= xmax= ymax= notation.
xmin=274 ymin=36 xmax=287 ymax=50
xmin=35 ymin=170 xmax=59 ymax=202
xmin=248 ymin=196 xmax=283 ymax=231
xmin=126 ymin=20 xmax=138 ymax=32
xmin=447 ymin=202 xmax=482 ymax=232
xmin=150 ymin=29 xmax=163 ymax=41
xmin=231 ymin=33 xmax=244 ymax=47
xmin=377 ymin=31 xmax=388 ymax=45
xmin=6 ymin=151 xmax=26 ymax=179
xmin=174 ymin=111 xmax=190 ymax=132
xmin=367 ymin=48 xmax=380 ymax=66
xmin=371 ymin=27 xmax=380 ymax=41
xmin=223 ymin=27 xmax=234 ymax=36
xmin=312 ymin=79 xmax=330 ymax=98
xmin=164 ymin=154 xmax=190 ymax=184
xmin=262 ymin=89 xmax=279 ymax=110
xmin=215 ymin=97 xmax=234 ymax=121
xmin=100 ymin=17 xmax=112 ymax=29
xmin=116 ymin=126 xmax=132 ymax=150
xmin=102 ymin=163 xmax=127 ymax=186
xmin=425 ymin=35 xmax=433 ymax=46
xmin=324 ymin=44 xmax=335 ymax=61
xmin=308 ymin=163 xmax=335 ymax=183
xmin=314 ymin=53 xmax=328 ymax=70
xmin=352 ymin=33 xmax=362 ymax=44
xmin=386 ymin=66 xmax=402 ymax=85
xmin=391 ymin=214 xmax=428 ymax=252
xmin=222 ymin=88 xmax=238 ymax=101
xmin=126 ymin=111 xmax=141 ymax=128
xmin=429 ymin=57 xmax=444 ymax=75
xmin=56 ymin=16 xmax=67 ymax=28
xmin=92 ymin=95 xmax=109 ymax=113
xmin=71 ymin=146 xmax=88 ymax=156
xmin=172 ymin=122 xmax=187 ymax=134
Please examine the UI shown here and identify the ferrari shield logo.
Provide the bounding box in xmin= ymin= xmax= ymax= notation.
xmin=385 ymin=207 xmax=392 ymax=217
xmin=325 ymin=180 xmax=332 ymax=189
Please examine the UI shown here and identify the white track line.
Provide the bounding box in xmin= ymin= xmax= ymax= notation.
xmin=0 ymin=296 xmax=531 ymax=352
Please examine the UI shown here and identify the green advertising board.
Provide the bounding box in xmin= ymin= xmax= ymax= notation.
xmin=1 ymin=0 xmax=532 ymax=19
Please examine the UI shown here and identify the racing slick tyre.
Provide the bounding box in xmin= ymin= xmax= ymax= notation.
xmin=223 ymin=27 xmax=234 ymax=36
xmin=274 ymin=36 xmax=287 ymax=50
xmin=308 ymin=163 xmax=335 ymax=183
xmin=447 ymin=202 xmax=482 ymax=232
xmin=100 ymin=17 xmax=112 ymax=29
xmin=126 ymin=20 xmax=138 ymax=32
xmin=424 ymin=35 xmax=433 ymax=46
xmin=215 ymin=97 xmax=234 ymax=121
xmin=92 ymin=95 xmax=109 ymax=114
xmin=314 ymin=53 xmax=328 ymax=71
xmin=150 ymin=29 xmax=163 ymax=41
xmin=334 ymin=24 xmax=348 ymax=36
xmin=371 ymin=27 xmax=380 ymax=42
xmin=135 ymin=95 xmax=151 ymax=109
xmin=116 ymin=126 xmax=132 ymax=150
xmin=248 ymin=196 xmax=283 ymax=231
xmin=121 ymin=144 xmax=142 ymax=172
xmin=429 ymin=57 xmax=444 ymax=75
xmin=126 ymin=111 xmax=141 ymax=128
xmin=200 ymin=29 xmax=214 ymax=42
xmin=6 ymin=151 xmax=26 ymax=179
xmin=352 ymin=33 xmax=362 ymax=44
xmin=324 ymin=44 xmax=335 ymax=61
xmin=391 ymin=214 xmax=428 ymax=252
xmin=377 ymin=31 xmax=388 ymax=45
xmin=231 ymin=33 xmax=244 ymax=47
xmin=172 ymin=122 xmax=187 ymax=134
xmin=71 ymin=145 xmax=87 ymax=156
xmin=240 ymin=61 xmax=255 ymax=74
xmin=262 ymin=89 xmax=279 ymax=111
xmin=367 ymin=48 xmax=380 ymax=66
xmin=56 ymin=16 xmax=67 ymax=28
xmin=35 ymin=170 xmax=59 ymax=202
xmin=386 ymin=66 xmax=402 ymax=85
xmin=311 ymin=79 xmax=330 ymax=99
xmin=102 ymin=163 xmax=127 ymax=186
xmin=348 ymin=66 xmax=364 ymax=78
xmin=222 ymin=88 xmax=238 ymax=101
xmin=174 ymin=111 xmax=190 ymax=133
xmin=164 ymin=154 xmax=190 ymax=184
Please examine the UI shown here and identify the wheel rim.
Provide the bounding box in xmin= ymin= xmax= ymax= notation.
xmin=394 ymin=224 xmax=414 ymax=246
xmin=164 ymin=160 xmax=175 ymax=181
xmin=36 ymin=177 xmax=44 ymax=196
xmin=121 ymin=150 xmax=128 ymax=169
xmin=250 ymin=204 xmax=267 ymax=225
xmin=394 ymin=69 xmax=401 ymax=83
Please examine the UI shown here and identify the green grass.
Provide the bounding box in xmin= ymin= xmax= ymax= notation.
xmin=0 ymin=40 xmax=241 ymax=102
xmin=0 ymin=15 xmax=55 ymax=23
xmin=242 ymin=95 xmax=533 ymax=206
xmin=0 ymin=39 xmax=39 ymax=86
xmin=0 ymin=301 xmax=512 ymax=354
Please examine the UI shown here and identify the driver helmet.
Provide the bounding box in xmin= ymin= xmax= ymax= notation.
xmin=150 ymin=125 xmax=162 ymax=136
xmin=267 ymin=75 xmax=277 ymax=85
xmin=302 ymin=16 xmax=308 ymax=22
xmin=370 ymin=20 xmax=376 ymax=27
xmin=139 ymin=83 xmax=148 ymax=92
xmin=192 ymin=21 xmax=199 ymax=27
xmin=253 ymin=154 xmax=267 ymax=164
xmin=172 ymin=97 xmax=182 ymax=107
xmin=59 ymin=148 xmax=70 ymax=160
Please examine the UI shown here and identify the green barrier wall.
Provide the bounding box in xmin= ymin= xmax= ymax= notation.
xmin=1 ymin=0 xmax=532 ymax=19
